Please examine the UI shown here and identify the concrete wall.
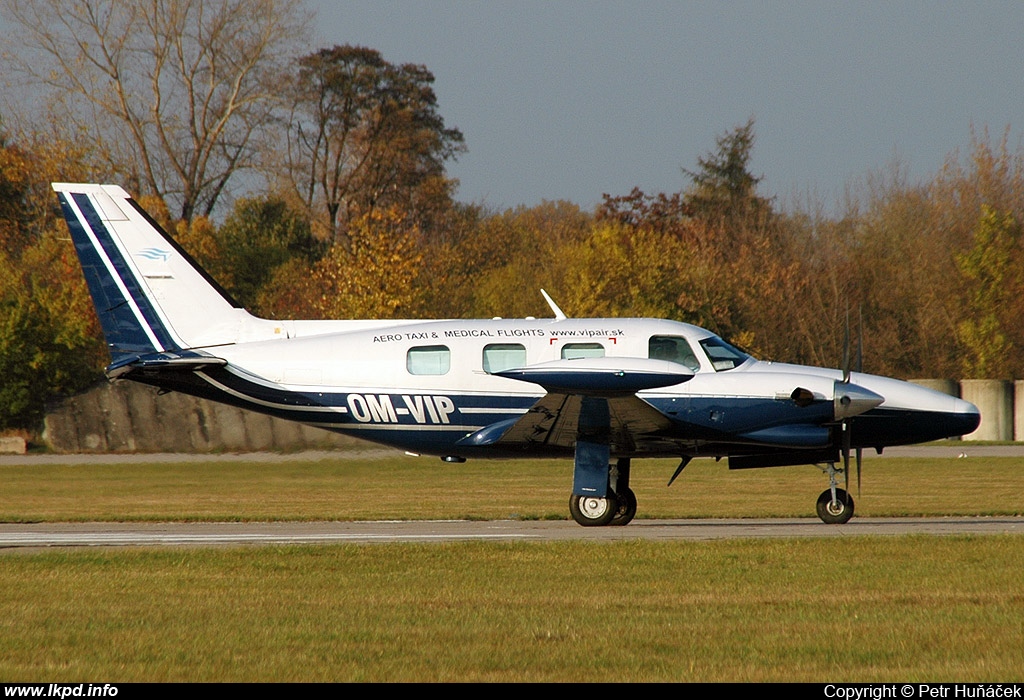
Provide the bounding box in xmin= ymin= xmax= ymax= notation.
xmin=42 ymin=380 xmax=365 ymax=453
xmin=1015 ymin=381 xmax=1024 ymax=443
xmin=960 ymin=379 xmax=1014 ymax=441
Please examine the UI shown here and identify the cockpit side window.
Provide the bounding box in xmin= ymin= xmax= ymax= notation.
xmin=648 ymin=335 xmax=700 ymax=371
xmin=698 ymin=337 xmax=750 ymax=371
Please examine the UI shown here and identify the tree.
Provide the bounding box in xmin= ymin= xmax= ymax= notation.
xmin=281 ymin=45 xmax=465 ymax=248
xmin=956 ymin=207 xmax=1023 ymax=378
xmin=307 ymin=207 xmax=425 ymax=319
xmin=558 ymin=220 xmax=690 ymax=320
xmin=449 ymin=201 xmax=591 ymax=318
xmin=597 ymin=187 xmax=692 ymax=235
xmin=0 ymin=130 xmax=105 ymax=429
xmin=0 ymin=131 xmax=33 ymax=254
xmin=683 ymin=117 xmax=773 ymax=224
xmin=0 ymin=119 xmax=102 ymax=254
xmin=0 ymin=232 xmax=105 ymax=430
xmin=204 ymin=196 xmax=324 ymax=312
xmin=1 ymin=0 xmax=309 ymax=221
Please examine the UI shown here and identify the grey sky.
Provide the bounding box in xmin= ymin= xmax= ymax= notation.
xmin=312 ymin=1 xmax=1024 ymax=212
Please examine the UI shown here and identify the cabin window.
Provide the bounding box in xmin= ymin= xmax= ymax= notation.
xmin=561 ymin=343 xmax=604 ymax=360
xmin=482 ymin=343 xmax=527 ymax=373
xmin=648 ymin=335 xmax=700 ymax=371
xmin=407 ymin=345 xmax=451 ymax=375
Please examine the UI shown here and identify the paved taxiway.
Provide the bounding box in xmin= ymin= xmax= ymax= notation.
xmin=2 ymin=445 xmax=1021 ymax=550
xmin=1 ymin=517 xmax=1021 ymax=550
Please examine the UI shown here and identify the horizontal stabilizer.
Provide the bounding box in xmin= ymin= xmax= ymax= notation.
xmin=494 ymin=357 xmax=692 ymax=396
xmin=107 ymin=351 xmax=227 ymax=379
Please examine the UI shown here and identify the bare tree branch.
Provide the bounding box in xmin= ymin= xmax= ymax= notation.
xmin=1 ymin=0 xmax=309 ymax=221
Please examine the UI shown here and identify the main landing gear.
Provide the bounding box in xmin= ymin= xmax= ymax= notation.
xmin=569 ymin=458 xmax=637 ymax=527
xmin=817 ymin=463 xmax=855 ymax=524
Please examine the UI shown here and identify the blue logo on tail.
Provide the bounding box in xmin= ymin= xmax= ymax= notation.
xmin=137 ymin=247 xmax=171 ymax=261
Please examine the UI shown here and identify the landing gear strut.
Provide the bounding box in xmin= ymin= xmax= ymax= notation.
xmin=817 ymin=463 xmax=854 ymax=524
xmin=609 ymin=458 xmax=636 ymax=526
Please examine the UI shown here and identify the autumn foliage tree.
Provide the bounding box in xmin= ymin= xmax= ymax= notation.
xmin=443 ymin=201 xmax=592 ymax=318
xmin=0 ymin=131 xmax=105 ymax=429
xmin=183 ymin=196 xmax=325 ymax=313
xmin=307 ymin=207 xmax=426 ymax=319
xmin=280 ymin=45 xmax=465 ymax=248
xmin=955 ymin=207 xmax=1024 ymax=378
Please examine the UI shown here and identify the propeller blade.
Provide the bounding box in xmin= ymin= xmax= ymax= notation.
xmin=852 ymin=306 xmax=864 ymax=501
xmin=842 ymin=421 xmax=851 ymax=501
xmin=842 ymin=307 xmax=851 ymax=384
xmin=856 ymin=447 xmax=863 ymax=497
xmin=856 ymin=305 xmax=864 ymax=374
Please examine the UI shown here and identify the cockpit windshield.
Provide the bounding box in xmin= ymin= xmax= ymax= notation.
xmin=699 ymin=337 xmax=750 ymax=371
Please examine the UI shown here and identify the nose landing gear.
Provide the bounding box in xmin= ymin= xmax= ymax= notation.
xmin=816 ymin=463 xmax=854 ymax=524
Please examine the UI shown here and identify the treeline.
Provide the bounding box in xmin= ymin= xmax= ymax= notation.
xmin=2 ymin=1 xmax=1024 ymax=431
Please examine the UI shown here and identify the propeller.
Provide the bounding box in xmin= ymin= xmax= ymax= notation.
xmin=837 ymin=306 xmax=865 ymax=500
xmin=855 ymin=306 xmax=864 ymax=495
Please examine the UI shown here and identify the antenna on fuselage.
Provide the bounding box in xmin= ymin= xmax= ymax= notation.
xmin=540 ymin=289 xmax=568 ymax=320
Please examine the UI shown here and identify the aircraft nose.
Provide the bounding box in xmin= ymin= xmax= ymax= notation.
xmin=951 ymin=396 xmax=982 ymax=436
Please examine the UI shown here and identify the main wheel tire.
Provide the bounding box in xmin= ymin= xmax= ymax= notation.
xmin=569 ymin=493 xmax=619 ymax=527
xmin=609 ymin=487 xmax=637 ymax=526
xmin=816 ymin=488 xmax=854 ymax=524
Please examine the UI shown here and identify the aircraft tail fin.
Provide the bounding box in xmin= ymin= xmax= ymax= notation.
xmin=53 ymin=183 xmax=268 ymax=365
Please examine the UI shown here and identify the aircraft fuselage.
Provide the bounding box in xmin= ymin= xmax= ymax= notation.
xmin=126 ymin=317 xmax=979 ymax=461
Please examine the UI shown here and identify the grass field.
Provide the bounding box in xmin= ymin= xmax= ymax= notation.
xmin=1 ymin=453 xmax=1023 ymax=682
xmin=2 ymin=453 xmax=1023 ymax=521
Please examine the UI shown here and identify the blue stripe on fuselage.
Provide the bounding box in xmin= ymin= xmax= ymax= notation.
xmin=131 ymin=363 xmax=535 ymax=429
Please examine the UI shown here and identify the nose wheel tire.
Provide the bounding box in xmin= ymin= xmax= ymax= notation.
xmin=570 ymin=493 xmax=619 ymax=527
xmin=816 ymin=488 xmax=854 ymax=524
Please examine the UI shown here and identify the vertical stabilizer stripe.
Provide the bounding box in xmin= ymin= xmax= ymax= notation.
xmin=62 ymin=192 xmax=177 ymax=355
xmin=71 ymin=192 xmax=178 ymax=351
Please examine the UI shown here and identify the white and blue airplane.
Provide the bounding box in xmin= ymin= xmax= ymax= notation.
xmin=54 ymin=183 xmax=981 ymax=526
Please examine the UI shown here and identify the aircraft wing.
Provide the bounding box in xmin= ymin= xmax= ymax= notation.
xmin=457 ymin=357 xmax=690 ymax=452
